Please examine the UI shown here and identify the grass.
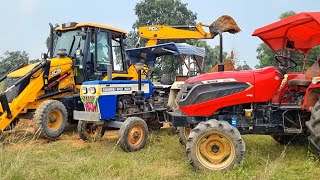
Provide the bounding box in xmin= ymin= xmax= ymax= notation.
xmin=0 ymin=81 xmax=3 ymax=92
xmin=0 ymin=126 xmax=320 ymax=180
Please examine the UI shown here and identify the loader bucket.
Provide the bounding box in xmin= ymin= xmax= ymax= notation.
xmin=209 ymin=15 xmax=241 ymax=35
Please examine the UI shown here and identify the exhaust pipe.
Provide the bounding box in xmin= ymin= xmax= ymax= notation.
xmin=49 ymin=23 xmax=54 ymax=58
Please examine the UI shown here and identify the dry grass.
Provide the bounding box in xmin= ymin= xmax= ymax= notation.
xmin=0 ymin=124 xmax=320 ymax=180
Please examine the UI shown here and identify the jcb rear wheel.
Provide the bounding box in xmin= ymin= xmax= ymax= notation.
xmin=78 ymin=121 xmax=105 ymax=142
xmin=119 ymin=117 xmax=148 ymax=152
xmin=186 ymin=120 xmax=245 ymax=171
xmin=34 ymin=100 xmax=68 ymax=140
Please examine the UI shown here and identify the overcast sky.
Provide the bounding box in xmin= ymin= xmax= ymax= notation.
xmin=0 ymin=0 xmax=319 ymax=67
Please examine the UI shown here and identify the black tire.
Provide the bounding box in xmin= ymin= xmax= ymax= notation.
xmin=186 ymin=119 xmax=245 ymax=171
xmin=177 ymin=124 xmax=193 ymax=145
xmin=34 ymin=100 xmax=68 ymax=140
xmin=78 ymin=120 xmax=105 ymax=142
xmin=119 ymin=117 xmax=148 ymax=152
xmin=271 ymin=134 xmax=306 ymax=145
xmin=306 ymin=100 xmax=320 ymax=152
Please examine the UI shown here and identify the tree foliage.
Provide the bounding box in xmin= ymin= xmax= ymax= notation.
xmin=279 ymin=11 xmax=296 ymax=20
xmin=0 ymin=51 xmax=29 ymax=76
xmin=237 ymin=64 xmax=252 ymax=70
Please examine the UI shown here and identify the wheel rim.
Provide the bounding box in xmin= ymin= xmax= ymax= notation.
xmin=195 ymin=131 xmax=235 ymax=170
xmin=47 ymin=110 xmax=63 ymax=131
xmin=128 ymin=125 xmax=144 ymax=147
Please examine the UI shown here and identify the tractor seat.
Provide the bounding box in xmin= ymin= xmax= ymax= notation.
xmin=288 ymin=61 xmax=320 ymax=87
xmin=288 ymin=79 xmax=311 ymax=87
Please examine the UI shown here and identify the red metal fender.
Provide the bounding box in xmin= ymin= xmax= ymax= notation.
xmin=302 ymin=82 xmax=320 ymax=111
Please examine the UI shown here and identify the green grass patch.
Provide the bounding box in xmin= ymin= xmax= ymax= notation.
xmin=0 ymin=81 xmax=3 ymax=92
xmin=0 ymin=128 xmax=320 ymax=179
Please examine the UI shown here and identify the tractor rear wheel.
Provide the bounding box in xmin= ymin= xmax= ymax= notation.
xmin=186 ymin=120 xmax=245 ymax=171
xmin=177 ymin=124 xmax=193 ymax=145
xmin=34 ymin=100 xmax=68 ymax=140
xmin=119 ymin=117 xmax=148 ymax=152
xmin=306 ymin=100 xmax=320 ymax=153
xmin=78 ymin=121 xmax=105 ymax=142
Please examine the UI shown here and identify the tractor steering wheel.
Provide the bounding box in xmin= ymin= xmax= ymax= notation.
xmin=274 ymin=55 xmax=298 ymax=71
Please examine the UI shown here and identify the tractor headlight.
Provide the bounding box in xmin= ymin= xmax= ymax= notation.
xmin=89 ymin=87 xmax=96 ymax=94
xmin=312 ymin=77 xmax=320 ymax=85
xmin=82 ymin=87 xmax=87 ymax=94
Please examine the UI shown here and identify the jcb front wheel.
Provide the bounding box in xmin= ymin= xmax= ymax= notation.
xmin=78 ymin=121 xmax=105 ymax=142
xmin=186 ymin=120 xmax=245 ymax=171
xmin=34 ymin=100 xmax=68 ymax=140
xmin=119 ymin=117 xmax=148 ymax=152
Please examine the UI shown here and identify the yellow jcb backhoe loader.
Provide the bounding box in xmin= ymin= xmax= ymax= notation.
xmin=0 ymin=22 xmax=143 ymax=140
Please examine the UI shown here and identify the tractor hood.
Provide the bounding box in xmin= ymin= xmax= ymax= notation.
xmin=7 ymin=57 xmax=73 ymax=78
xmin=179 ymin=67 xmax=283 ymax=116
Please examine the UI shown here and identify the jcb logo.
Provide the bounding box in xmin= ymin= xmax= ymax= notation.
xmin=51 ymin=68 xmax=62 ymax=77
xmin=148 ymin=26 xmax=159 ymax=31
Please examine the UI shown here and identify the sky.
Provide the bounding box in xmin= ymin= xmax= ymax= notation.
xmin=0 ymin=0 xmax=319 ymax=68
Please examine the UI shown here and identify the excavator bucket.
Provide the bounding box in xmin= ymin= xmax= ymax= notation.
xmin=209 ymin=15 xmax=241 ymax=35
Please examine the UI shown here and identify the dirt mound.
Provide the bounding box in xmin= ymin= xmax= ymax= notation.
xmin=209 ymin=60 xmax=236 ymax=72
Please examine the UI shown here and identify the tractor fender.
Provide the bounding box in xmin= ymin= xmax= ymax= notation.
xmin=302 ymin=83 xmax=320 ymax=111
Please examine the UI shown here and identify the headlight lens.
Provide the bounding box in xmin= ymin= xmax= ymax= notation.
xmin=312 ymin=77 xmax=320 ymax=85
xmin=89 ymin=87 xmax=96 ymax=94
xmin=82 ymin=87 xmax=87 ymax=94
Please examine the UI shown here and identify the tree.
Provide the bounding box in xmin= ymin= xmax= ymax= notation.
xmin=128 ymin=0 xmax=198 ymax=76
xmin=237 ymin=64 xmax=252 ymax=70
xmin=279 ymin=10 xmax=296 ymax=19
xmin=0 ymin=51 xmax=29 ymax=76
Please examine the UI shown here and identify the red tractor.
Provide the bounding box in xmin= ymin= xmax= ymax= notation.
xmin=169 ymin=12 xmax=320 ymax=171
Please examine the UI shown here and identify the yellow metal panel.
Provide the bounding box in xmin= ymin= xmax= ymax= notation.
xmin=7 ymin=63 xmax=40 ymax=78
xmin=139 ymin=24 xmax=213 ymax=41
xmin=50 ymin=57 xmax=73 ymax=67
xmin=56 ymin=22 xmax=128 ymax=34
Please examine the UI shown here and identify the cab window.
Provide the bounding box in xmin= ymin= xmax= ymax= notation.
xmin=90 ymin=31 xmax=110 ymax=71
xmin=112 ymin=37 xmax=125 ymax=71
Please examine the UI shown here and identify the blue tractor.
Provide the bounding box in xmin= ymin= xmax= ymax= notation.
xmin=73 ymin=42 xmax=205 ymax=152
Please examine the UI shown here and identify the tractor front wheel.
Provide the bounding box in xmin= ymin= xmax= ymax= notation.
xmin=34 ymin=100 xmax=68 ymax=140
xmin=78 ymin=121 xmax=105 ymax=142
xmin=186 ymin=120 xmax=245 ymax=171
xmin=119 ymin=117 xmax=148 ymax=152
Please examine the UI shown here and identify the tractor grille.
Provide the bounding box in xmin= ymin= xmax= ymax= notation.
xmin=82 ymin=96 xmax=99 ymax=112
